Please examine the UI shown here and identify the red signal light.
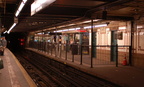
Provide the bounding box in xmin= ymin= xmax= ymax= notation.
xmin=20 ymin=42 xmax=24 ymax=45
xmin=20 ymin=39 xmax=24 ymax=42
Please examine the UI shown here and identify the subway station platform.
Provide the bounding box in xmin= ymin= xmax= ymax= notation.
xmin=0 ymin=48 xmax=36 ymax=87
xmin=27 ymin=48 xmax=144 ymax=87
xmin=63 ymin=60 xmax=144 ymax=87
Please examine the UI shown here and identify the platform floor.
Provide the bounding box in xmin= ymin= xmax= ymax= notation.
xmin=0 ymin=48 xmax=36 ymax=87
xmin=28 ymin=48 xmax=144 ymax=87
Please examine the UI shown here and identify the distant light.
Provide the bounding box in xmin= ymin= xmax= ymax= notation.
xmin=95 ymin=24 xmax=107 ymax=28
xmin=62 ymin=29 xmax=69 ymax=31
xmin=82 ymin=20 xmax=91 ymax=23
xmin=84 ymin=26 xmax=91 ymax=29
xmin=137 ymin=25 xmax=143 ymax=29
xmin=82 ymin=19 xmax=99 ymax=23
xmin=69 ymin=28 xmax=75 ymax=31
xmin=76 ymin=27 xmax=80 ymax=30
xmin=84 ymin=24 xmax=108 ymax=29
xmin=57 ymin=30 xmax=63 ymax=32
xmin=119 ymin=27 xmax=126 ymax=30
xmin=37 ymin=32 xmax=44 ymax=35
xmin=106 ymin=28 xmax=110 ymax=31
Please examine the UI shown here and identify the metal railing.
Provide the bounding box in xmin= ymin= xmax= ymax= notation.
xmin=28 ymin=41 xmax=131 ymax=67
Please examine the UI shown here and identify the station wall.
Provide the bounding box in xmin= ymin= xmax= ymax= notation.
xmin=27 ymin=20 xmax=144 ymax=69
xmin=132 ymin=17 xmax=144 ymax=69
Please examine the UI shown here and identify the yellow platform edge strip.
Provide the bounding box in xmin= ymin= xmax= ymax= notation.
xmin=7 ymin=49 xmax=37 ymax=87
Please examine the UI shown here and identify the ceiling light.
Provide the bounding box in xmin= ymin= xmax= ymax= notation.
xmin=137 ymin=25 xmax=143 ymax=29
xmin=57 ymin=30 xmax=63 ymax=32
xmin=84 ymin=26 xmax=91 ymax=29
xmin=95 ymin=24 xmax=107 ymax=28
xmin=69 ymin=28 xmax=75 ymax=31
xmin=76 ymin=28 xmax=80 ymax=30
xmin=3 ymin=30 xmax=7 ymax=34
xmin=63 ymin=29 xmax=69 ymax=32
xmin=15 ymin=0 xmax=28 ymax=17
xmin=7 ymin=23 xmax=17 ymax=34
xmin=18 ymin=2 xmax=25 ymax=12
xmin=84 ymin=23 xmax=108 ymax=29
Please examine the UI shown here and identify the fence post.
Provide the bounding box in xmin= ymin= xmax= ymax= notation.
xmin=55 ymin=43 xmax=57 ymax=57
xmin=116 ymin=44 xmax=118 ymax=67
xmin=51 ymin=43 xmax=52 ymax=55
xmin=129 ymin=46 xmax=132 ymax=66
xmin=48 ymin=42 xmax=49 ymax=54
xmin=65 ymin=43 xmax=67 ymax=60
xmin=91 ymin=19 xmax=94 ymax=68
xmin=72 ymin=55 xmax=74 ymax=62
xmin=60 ymin=44 xmax=62 ymax=58
xmin=80 ymin=45 xmax=82 ymax=65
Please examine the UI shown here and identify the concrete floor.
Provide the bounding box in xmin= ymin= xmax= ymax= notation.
xmin=0 ymin=48 xmax=36 ymax=87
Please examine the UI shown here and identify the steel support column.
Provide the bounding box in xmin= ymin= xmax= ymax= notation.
xmin=129 ymin=21 xmax=134 ymax=66
xmin=91 ymin=19 xmax=94 ymax=68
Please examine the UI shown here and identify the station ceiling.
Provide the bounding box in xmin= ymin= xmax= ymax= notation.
xmin=0 ymin=0 xmax=144 ymax=32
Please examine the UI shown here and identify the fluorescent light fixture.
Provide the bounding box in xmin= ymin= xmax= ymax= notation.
xmin=18 ymin=2 xmax=25 ymax=12
xmin=84 ymin=26 xmax=91 ymax=29
xmin=56 ymin=30 xmax=63 ymax=32
xmin=76 ymin=27 xmax=80 ymax=30
xmin=15 ymin=11 xmax=20 ymax=17
xmin=137 ymin=25 xmax=143 ymax=29
xmin=63 ymin=29 xmax=69 ymax=31
xmin=37 ymin=32 xmax=44 ymax=35
xmin=82 ymin=20 xmax=91 ymax=23
xmin=95 ymin=24 xmax=107 ymax=28
xmin=84 ymin=24 xmax=108 ymax=29
xmin=69 ymin=28 xmax=75 ymax=31
xmin=3 ymin=30 xmax=7 ymax=34
xmin=82 ymin=19 xmax=99 ymax=24
xmin=15 ymin=0 xmax=28 ymax=17
xmin=7 ymin=23 xmax=17 ymax=34
xmin=54 ymin=27 xmax=81 ymax=33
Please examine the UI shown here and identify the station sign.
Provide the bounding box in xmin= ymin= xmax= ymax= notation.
xmin=31 ymin=0 xmax=56 ymax=16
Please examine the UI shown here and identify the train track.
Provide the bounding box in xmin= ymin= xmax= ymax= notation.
xmin=13 ymin=50 xmax=120 ymax=87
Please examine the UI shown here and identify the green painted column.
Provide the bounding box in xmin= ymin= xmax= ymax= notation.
xmin=79 ymin=33 xmax=82 ymax=54
xmin=111 ymin=31 xmax=117 ymax=61
xmin=0 ymin=15 xmax=1 ymax=37
xmin=92 ymin=32 xmax=96 ymax=58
